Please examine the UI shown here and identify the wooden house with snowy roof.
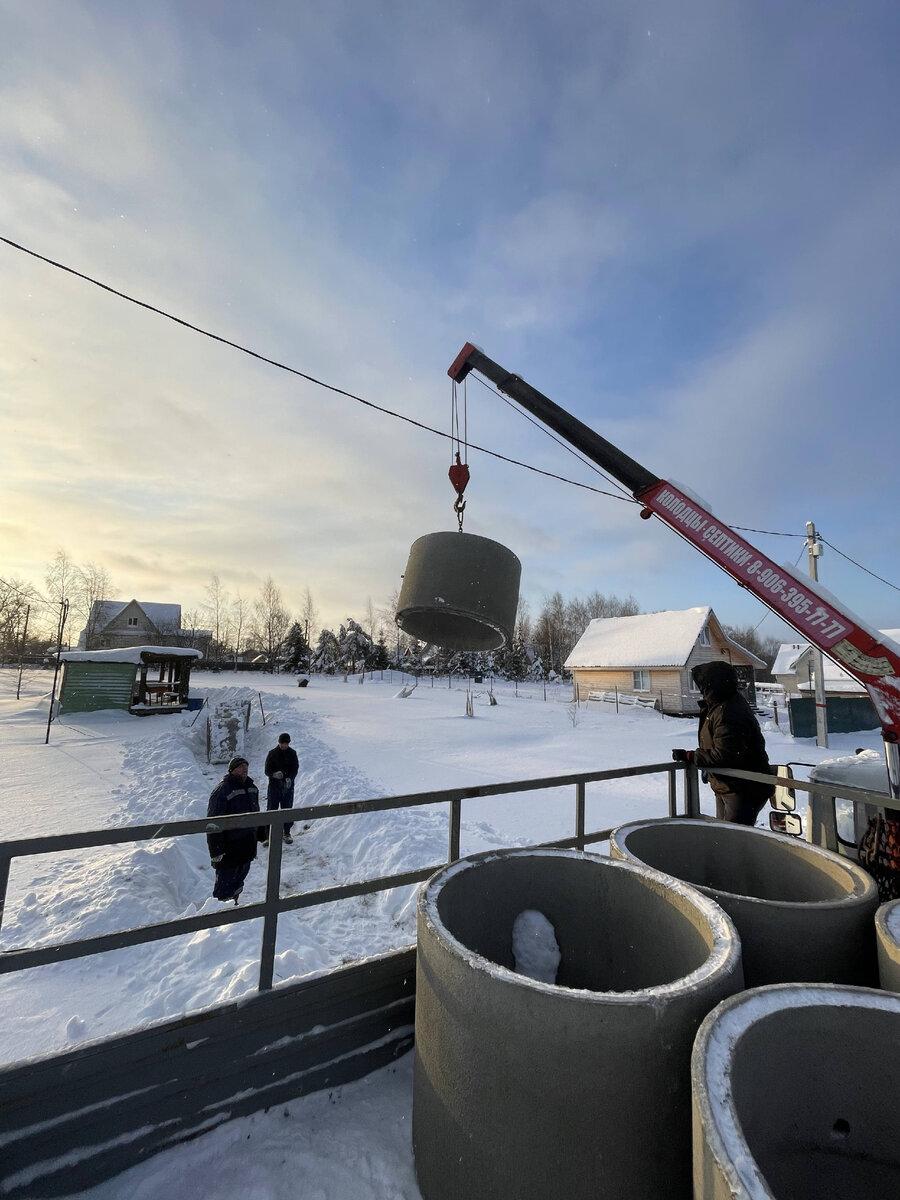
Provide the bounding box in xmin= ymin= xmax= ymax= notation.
xmin=564 ymin=606 xmax=765 ymax=716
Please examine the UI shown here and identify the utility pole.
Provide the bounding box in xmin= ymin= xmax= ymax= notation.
xmin=15 ymin=604 xmax=30 ymax=700
xmin=807 ymin=521 xmax=828 ymax=748
xmin=45 ymin=599 xmax=69 ymax=745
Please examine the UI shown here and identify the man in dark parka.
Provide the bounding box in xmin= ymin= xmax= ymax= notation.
xmin=673 ymin=660 xmax=775 ymax=825
xmin=206 ymin=756 xmax=266 ymax=902
xmin=263 ymin=732 xmax=300 ymax=845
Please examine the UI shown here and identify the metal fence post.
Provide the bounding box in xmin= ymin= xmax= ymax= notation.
xmin=575 ymin=781 xmax=586 ymax=851
xmin=668 ymin=765 xmax=678 ymax=817
xmin=0 ymin=854 xmax=10 ymax=934
xmin=449 ymin=799 xmax=461 ymax=862
xmin=684 ymin=762 xmax=702 ymax=817
xmin=259 ymin=824 xmax=284 ymax=991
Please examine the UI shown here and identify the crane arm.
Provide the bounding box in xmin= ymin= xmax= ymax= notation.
xmin=448 ymin=342 xmax=900 ymax=765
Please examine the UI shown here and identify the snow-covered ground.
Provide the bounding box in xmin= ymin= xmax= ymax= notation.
xmin=0 ymin=667 xmax=887 ymax=1199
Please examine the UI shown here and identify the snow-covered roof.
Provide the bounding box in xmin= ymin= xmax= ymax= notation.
xmin=61 ymin=646 xmax=202 ymax=664
xmin=564 ymin=607 xmax=765 ymax=670
xmin=797 ymin=680 xmax=870 ymax=695
xmin=93 ymin=600 xmax=182 ymax=630
xmin=772 ymin=643 xmax=807 ymax=676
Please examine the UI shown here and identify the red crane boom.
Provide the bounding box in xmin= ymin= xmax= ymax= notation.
xmin=448 ymin=342 xmax=900 ymax=796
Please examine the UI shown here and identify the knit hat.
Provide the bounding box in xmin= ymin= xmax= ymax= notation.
xmin=228 ymin=756 xmax=249 ymax=772
xmin=278 ymin=732 xmax=291 ymax=744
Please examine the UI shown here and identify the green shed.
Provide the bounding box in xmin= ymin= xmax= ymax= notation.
xmin=58 ymin=646 xmax=202 ymax=715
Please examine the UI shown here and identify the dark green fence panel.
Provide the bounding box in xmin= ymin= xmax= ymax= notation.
xmin=788 ymin=695 xmax=880 ymax=737
xmin=59 ymin=662 xmax=136 ymax=713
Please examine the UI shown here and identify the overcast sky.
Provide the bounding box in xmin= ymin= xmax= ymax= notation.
xmin=2 ymin=0 xmax=900 ymax=641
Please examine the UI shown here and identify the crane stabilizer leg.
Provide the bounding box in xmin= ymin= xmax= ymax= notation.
xmin=448 ymin=342 xmax=900 ymax=792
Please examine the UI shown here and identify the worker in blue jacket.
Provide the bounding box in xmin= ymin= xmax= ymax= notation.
xmin=206 ymin=756 xmax=266 ymax=903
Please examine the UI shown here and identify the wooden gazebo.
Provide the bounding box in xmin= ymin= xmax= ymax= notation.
xmin=58 ymin=646 xmax=203 ymax=715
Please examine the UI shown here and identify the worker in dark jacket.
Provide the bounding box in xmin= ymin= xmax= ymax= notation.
xmin=673 ymin=660 xmax=775 ymax=825
xmin=206 ymin=756 xmax=265 ymax=903
xmin=264 ymin=732 xmax=300 ymax=845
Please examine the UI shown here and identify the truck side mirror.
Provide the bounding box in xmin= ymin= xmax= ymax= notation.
xmin=770 ymin=811 xmax=803 ymax=837
xmin=772 ymin=765 xmax=796 ymax=812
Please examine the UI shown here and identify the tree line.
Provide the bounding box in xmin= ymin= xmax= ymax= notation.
xmin=0 ymin=552 xmax=781 ymax=679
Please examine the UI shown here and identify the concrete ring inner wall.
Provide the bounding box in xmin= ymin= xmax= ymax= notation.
xmin=610 ymin=818 xmax=879 ymax=986
xmin=693 ymin=984 xmax=900 ymax=1200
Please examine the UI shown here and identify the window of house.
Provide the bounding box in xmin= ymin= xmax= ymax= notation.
xmin=698 ymin=626 xmax=710 ymax=645
xmin=690 ymin=674 xmax=701 ymax=693
xmin=632 ymin=669 xmax=650 ymax=692
xmin=127 ymin=617 xmax=138 ymax=626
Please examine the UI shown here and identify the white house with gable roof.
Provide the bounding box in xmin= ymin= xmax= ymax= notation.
xmin=774 ymin=630 xmax=900 ymax=696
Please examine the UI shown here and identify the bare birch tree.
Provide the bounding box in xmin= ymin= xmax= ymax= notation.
xmin=230 ymin=591 xmax=249 ymax=663
xmin=203 ymin=575 xmax=229 ymax=662
xmin=253 ymin=577 xmax=290 ymax=665
xmin=300 ymin=586 xmax=319 ymax=650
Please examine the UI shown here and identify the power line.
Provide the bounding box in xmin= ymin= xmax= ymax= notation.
xmin=821 ymin=537 xmax=900 ymax=595
xmin=0 ymin=577 xmax=56 ymax=611
xmin=472 ymin=374 xmax=636 ymax=501
xmin=731 ymin=525 xmax=803 ymax=538
xmin=5 ymin=233 xmax=899 ymax=601
xmin=0 ymin=234 xmax=636 ymax=503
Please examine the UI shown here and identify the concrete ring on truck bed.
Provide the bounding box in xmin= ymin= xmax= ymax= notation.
xmin=412 ymin=848 xmax=743 ymax=1200
xmin=609 ymin=817 xmax=878 ymax=987
xmin=875 ymin=898 xmax=900 ymax=991
xmin=692 ymin=983 xmax=900 ymax=1200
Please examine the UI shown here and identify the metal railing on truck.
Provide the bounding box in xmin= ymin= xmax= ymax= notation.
xmin=2 ymin=762 xmax=894 ymax=992
xmin=0 ymin=760 xmax=697 ymax=991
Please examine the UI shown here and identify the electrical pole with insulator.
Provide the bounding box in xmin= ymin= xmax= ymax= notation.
xmin=807 ymin=521 xmax=828 ymax=748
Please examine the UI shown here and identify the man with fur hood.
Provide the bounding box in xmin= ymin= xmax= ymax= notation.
xmin=673 ymin=660 xmax=775 ymax=825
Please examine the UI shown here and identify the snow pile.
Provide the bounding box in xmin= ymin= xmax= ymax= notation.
xmin=73 ymin=1054 xmax=420 ymax=1200
xmin=512 ymin=909 xmax=561 ymax=984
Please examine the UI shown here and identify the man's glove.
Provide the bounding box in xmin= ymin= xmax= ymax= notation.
xmin=273 ymin=771 xmax=284 ymax=780
xmin=210 ymin=854 xmax=224 ymax=866
xmin=672 ymin=748 xmax=694 ymax=763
